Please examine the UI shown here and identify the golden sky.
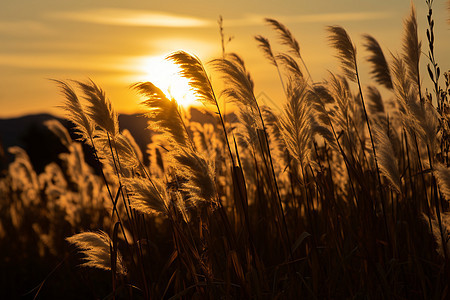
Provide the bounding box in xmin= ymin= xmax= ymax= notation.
xmin=0 ymin=0 xmax=449 ymax=117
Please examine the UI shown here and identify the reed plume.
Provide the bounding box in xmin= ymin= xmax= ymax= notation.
xmin=402 ymin=5 xmax=421 ymax=92
xmin=427 ymin=213 xmax=450 ymax=259
xmin=124 ymin=176 xmax=168 ymax=215
xmin=434 ymin=163 xmax=450 ymax=200
xmin=255 ymin=35 xmax=277 ymax=66
xmin=263 ymin=107 xmax=288 ymax=154
xmin=309 ymin=85 xmax=338 ymax=149
xmin=166 ymin=51 xmax=216 ymax=106
xmin=265 ymin=18 xmax=312 ymax=81
xmin=170 ymin=147 xmax=216 ymax=203
xmin=279 ymin=80 xmax=312 ymax=168
xmin=363 ymin=35 xmax=393 ymax=90
xmin=134 ymin=81 xmax=188 ymax=147
xmin=327 ymin=26 xmax=357 ymax=82
xmin=265 ymin=18 xmax=300 ymax=57
xmin=44 ymin=119 xmax=73 ymax=148
xmin=366 ymin=86 xmax=385 ymax=116
xmin=53 ymin=79 xmax=95 ymax=146
xmin=390 ymin=55 xmax=414 ymax=116
xmin=66 ymin=231 xmax=127 ymax=275
xmin=211 ymin=53 xmax=259 ymax=113
xmin=94 ymin=131 xmax=142 ymax=170
xmin=276 ymin=53 xmax=303 ymax=79
xmin=236 ymin=108 xmax=260 ymax=152
xmin=76 ymin=79 xmax=119 ymax=138
xmin=373 ymin=124 xmax=401 ymax=193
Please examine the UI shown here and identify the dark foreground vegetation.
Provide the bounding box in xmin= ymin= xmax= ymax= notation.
xmin=1 ymin=2 xmax=450 ymax=299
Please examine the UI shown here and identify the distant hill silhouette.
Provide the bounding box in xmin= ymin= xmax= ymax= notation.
xmin=0 ymin=107 xmax=235 ymax=172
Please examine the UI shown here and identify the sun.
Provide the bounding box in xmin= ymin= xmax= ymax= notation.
xmin=139 ymin=56 xmax=199 ymax=108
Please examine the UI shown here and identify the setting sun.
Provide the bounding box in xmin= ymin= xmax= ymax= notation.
xmin=138 ymin=55 xmax=200 ymax=108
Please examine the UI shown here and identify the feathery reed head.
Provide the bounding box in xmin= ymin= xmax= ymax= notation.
xmin=210 ymin=53 xmax=257 ymax=110
xmin=373 ymin=124 xmax=401 ymax=193
xmin=66 ymin=231 xmax=127 ymax=275
xmin=276 ymin=53 xmax=303 ymax=79
xmin=327 ymin=26 xmax=357 ymax=82
xmin=44 ymin=119 xmax=73 ymax=149
xmin=280 ymin=80 xmax=312 ymax=167
xmin=94 ymin=131 xmax=143 ymax=171
xmin=402 ymin=4 xmax=421 ymax=87
xmin=363 ymin=34 xmax=393 ymax=89
xmin=366 ymin=86 xmax=385 ymax=116
xmin=170 ymin=147 xmax=216 ymax=203
xmin=166 ymin=50 xmax=216 ymax=106
xmin=265 ymin=18 xmax=301 ymax=58
xmin=134 ymin=81 xmax=188 ymax=147
xmin=76 ymin=79 xmax=119 ymax=138
xmin=426 ymin=213 xmax=450 ymax=259
xmin=125 ymin=177 xmax=168 ymax=215
xmin=236 ymin=108 xmax=260 ymax=151
xmin=53 ymin=79 xmax=95 ymax=146
xmin=255 ymin=35 xmax=277 ymax=66
xmin=262 ymin=107 xmax=287 ymax=153
xmin=435 ymin=163 xmax=450 ymax=200
xmin=390 ymin=54 xmax=414 ymax=114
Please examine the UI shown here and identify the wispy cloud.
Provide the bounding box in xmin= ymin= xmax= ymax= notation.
xmin=0 ymin=21 xmax=53 ymax=35
xmin=0 ymin=53 xmax=126 ymax=72
xmin=45 ymin=9 xmax=393 ymax=29
xmin=226 ymin=11 xmax=394 ymax=27
xmin=47 ymin=9 xmax=213 ymax=28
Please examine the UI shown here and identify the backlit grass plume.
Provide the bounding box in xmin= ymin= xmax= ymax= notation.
xmin=255 ymin=35 xmax=277 ymax=67
xmin=263 ymin=106 xmax=286 ymax=154
xmin=327 ymin=26 xmax=357 ymax=82
xmin=170 ymin=147 xmax=216 ymax=203
xmin=265 ymin=18 xmax=312 ymax=81
xmin=363 ymin=34 xmax=393 ymax=90
xmin=134 ymin=81 xmax=188 ymax=147
xmin=166 ymin=50 xmax=216 ymax=106
xmin=265 ymin=18 xmax=300 ymax=58
xmin=124 ymin=177 xmax=168 ymax=215
xmin=66 ymin=231 xmax=127 ymax=275
xmin=44 ymin=119 xmax=73 ymax=149
xmin=434 ymin=163 xmax=450 ymax=200
xmin=94 ymin=131 xmax=142 ymax=171
xmin=211 ymin=53 xmax=258 ymax=112
xmin=276 ymin=53 xmax=303 ymax=79
xmin=328 ymin=72 xmax=352 ymax=129
xmin=366 ymin=86 xmax=386 ymax=117
xmin=390 ymin=55 xmax=414 ymax=115
xmin=402 ymin=4 xmax=421 ymax=91
xmin=279 ymin=80 xmax=312 ymax=168
xmin=53 ymin=79 xmax=95 ymax=146
xmin=390 ymin=54 xmax=424 ymax=139
xmin=427 ymin=213 xmax=450 ymax=259
xmin=373 ymin=124 xmax=401 ymax=193
xmin=76 ymin=79 xmax=119 ymax=138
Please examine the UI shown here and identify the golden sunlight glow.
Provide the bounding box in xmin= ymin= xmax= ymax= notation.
xmin=138 ymin=56 xmax=200 ymax=108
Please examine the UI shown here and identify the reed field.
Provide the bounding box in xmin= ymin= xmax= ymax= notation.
xmin=1 ymin=1 xmax=450 ymax=299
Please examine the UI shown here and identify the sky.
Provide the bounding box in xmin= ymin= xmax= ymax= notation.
xmin=0 ymin=0 xmax=449 ymax=118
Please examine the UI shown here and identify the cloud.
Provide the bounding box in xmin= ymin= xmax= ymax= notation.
xmin=45 ymin=9 xmax=392 ymax=29
xmin=0 ymin=53 xmax=125 ymax=72
xmin=0 ymin=21 xmax=53 ymax=35
xmin=226 ymin=11 xmax=394 ymax=27
xmin=47 ymin=8 xmax=214 ymax=28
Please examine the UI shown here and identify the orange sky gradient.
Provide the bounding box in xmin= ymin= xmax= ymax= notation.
xmin=0 ymin=0 xmax=449 ymax=117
